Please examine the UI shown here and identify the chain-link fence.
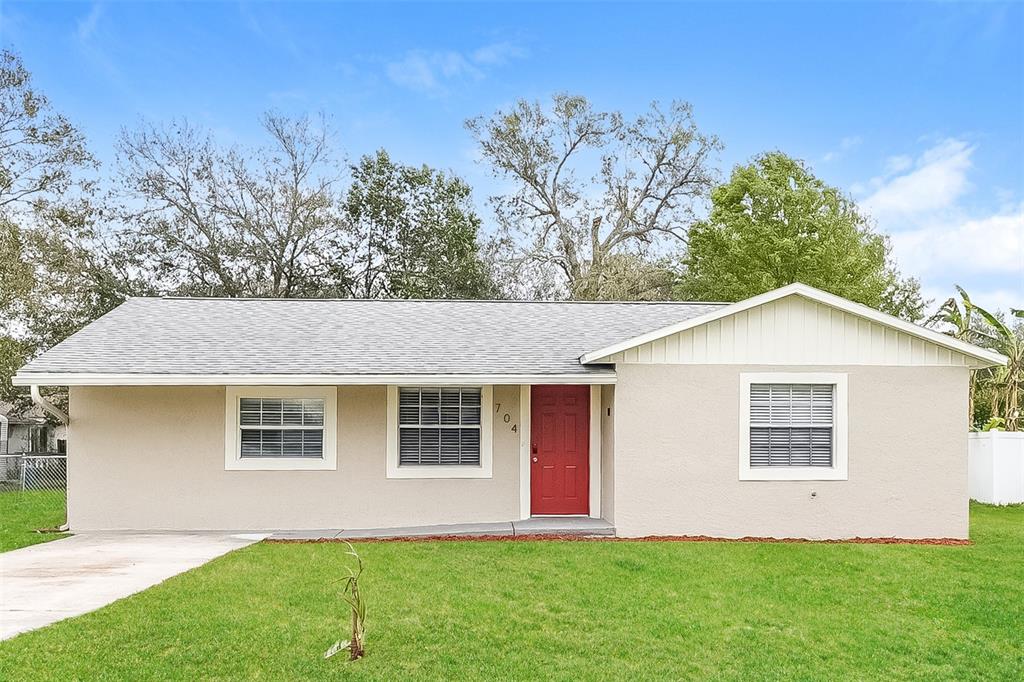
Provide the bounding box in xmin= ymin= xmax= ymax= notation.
xmin=0 ymin=454 xmax=67 ymax=492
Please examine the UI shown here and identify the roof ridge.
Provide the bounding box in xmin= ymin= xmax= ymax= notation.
xmin=139 ymin=296 xmax=729 ymax=306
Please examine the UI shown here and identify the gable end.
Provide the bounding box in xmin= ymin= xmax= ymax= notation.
xmin=587 ymin=291 xmax=998 ymax=368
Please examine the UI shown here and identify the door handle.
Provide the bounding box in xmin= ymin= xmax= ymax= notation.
xmin=532 ymin=457 xmax=538 ymax=463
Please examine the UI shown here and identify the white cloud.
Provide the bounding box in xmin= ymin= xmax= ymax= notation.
xmin=920 ymin=284 xmax=1022 ymax=317
xmin=855 ymin=138 xmax=1023 ymax=313
xmin=890 ymin=205 xmax=1024 ymax=277
xmin=76 ymin=2 xmax=103 ymax=42
xmin=822 ymin=135 xmax=862 ymax=162
xmin=471 ymin=41 xmax=527 ymax=66
xmin=862 ymin=138 xmax=974 ymax=218
xmin=386 ymin=51 xmax=480 ymax=93
xmin=883 ymin=154 xmax=912 ymax=175
xmin=385 ymin=41 xmax=526 ymax=94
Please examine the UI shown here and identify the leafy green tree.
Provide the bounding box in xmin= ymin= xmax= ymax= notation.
xmin=468 ymin=95 xmax=720 ymax=300
xmin=343 ymin=150 xmax=496 ymax=299
xmin=677 ymin=152 xmax=924 ymax=320
xmin=929 ymin=287 xmax=1024 ymax=430
xmin=927 ymin=286 xmax=982 ymax=426
xmin=0 ymin=51 xmax=128 ymax=412
xmin=972 ymin=308 xmax=1024 ymax=432
xmin=0 ymin=329 xmax=33 ymax=414
xmin=578 ymin=253 xmax=677 ymax=301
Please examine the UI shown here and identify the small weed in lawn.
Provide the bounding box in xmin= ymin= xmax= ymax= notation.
xmin=323 ymin=542 xmax=366 ymax=662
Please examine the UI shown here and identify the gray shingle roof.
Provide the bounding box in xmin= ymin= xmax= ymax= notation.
xmin=17 ymin=298 xmax=725 ymax=379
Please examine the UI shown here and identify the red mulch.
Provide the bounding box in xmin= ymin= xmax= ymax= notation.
xmin=266 ymin=534 xmax=971 ymax=546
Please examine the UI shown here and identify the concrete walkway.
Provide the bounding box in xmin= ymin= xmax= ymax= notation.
xmin=0 ymin=532 xmax=264 ymax=640
xmin=271 ymin=517 xmax=615 ymax=540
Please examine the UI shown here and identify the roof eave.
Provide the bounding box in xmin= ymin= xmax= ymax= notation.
xmin=12 ymin=372 xmax=618 ymax=387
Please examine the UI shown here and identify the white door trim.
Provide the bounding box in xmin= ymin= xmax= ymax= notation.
xmin=519 ymin=385 xmax=531 ymax=520
xmin=589 ymin=384 xmax=602 ymax=519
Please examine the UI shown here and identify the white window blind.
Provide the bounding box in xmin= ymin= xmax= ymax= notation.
xmin=749 ymin=384 xmax=834 ymax=467
xmin=238 ymin=398 xmax=324 ymax=458
xmin=398 ymin=387 xmax=481 ymax=466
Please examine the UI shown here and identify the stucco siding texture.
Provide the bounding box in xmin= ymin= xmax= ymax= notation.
xmin=600 ymin=384 xmax=615 ymax=523
xmin=612 ymin=364 xmax=969 ymax=539
xmin=68 ymin=385 xmax=522 ymax=531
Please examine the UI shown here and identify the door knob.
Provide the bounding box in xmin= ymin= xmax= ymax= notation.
xmin=532 ymin=456 xmax=538 ymax=462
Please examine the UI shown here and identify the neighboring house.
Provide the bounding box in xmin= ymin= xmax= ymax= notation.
xmin=12 ymin=284 xmax=1005 ymax=539
xmin=0 ymin=402 xmax=65 ymax=455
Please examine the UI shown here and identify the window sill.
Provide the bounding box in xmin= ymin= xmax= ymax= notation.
xmin=226 ymin=457 xmax=336 ymax=472
xmin=386 ymin=464 xmax=492 ymax=479
xmin=740 ymin=467 xmax=847 ymax=481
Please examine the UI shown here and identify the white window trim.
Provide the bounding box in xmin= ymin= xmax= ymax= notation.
xmin=224 ymin=386 xmax=338 ymax=471
xmin=739 ymin=372 xmax=848 ymax=481
xmin=386 ymin=385 xmax=493 ymax=479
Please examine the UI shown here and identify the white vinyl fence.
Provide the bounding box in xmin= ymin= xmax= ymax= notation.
xmin=968 ymin=432 xmax=1024 ymax=505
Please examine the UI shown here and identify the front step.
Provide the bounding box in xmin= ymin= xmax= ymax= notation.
xmin=512 ymin=517 xmax=615 ymax=537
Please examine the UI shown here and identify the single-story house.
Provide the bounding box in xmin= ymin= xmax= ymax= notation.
xmin=0 ymin=402 xmax=66 ymax=455
xmin=12 ymin=283 xmax=1005 ymax=539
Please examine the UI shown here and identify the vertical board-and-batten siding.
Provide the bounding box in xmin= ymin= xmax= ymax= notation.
xmin=600 ymin=296 xmax=971 ymax=367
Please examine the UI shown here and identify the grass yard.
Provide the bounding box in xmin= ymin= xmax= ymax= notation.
xmin=0 ymin=490 xmax=67 ymax=552
xmin=1 ymin=504 xmax=1021 ymax=680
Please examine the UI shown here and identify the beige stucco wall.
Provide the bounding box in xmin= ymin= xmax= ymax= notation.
xmin=600 ymin=384 xmax=615 ymax=523
xmin=68 ymin=385 xmax=523 ymax=531
xmin=612 ymin=364 xmax=970 ymax=539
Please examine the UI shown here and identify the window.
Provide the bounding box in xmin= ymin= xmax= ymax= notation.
xmin=225 ymin=387 xmax=337 ymax=471
xmin=386 ymin=385 xmax=493 ymax=479
xmin=739 ymin=373 xmax=848 ymax=481
xmin=28 ymin=425 xmax=49 ymax=454
xmin=749 ymin=384 xmax=833 ymax=467
xmin=239 ymin=398 xmax=324 ymax=458
xmin=398 ymin=387 xmax=481 ymax=466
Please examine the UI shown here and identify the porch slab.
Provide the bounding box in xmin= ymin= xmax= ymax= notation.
xmin=268 ymin=517 xmax=615 ymax=541
xmin=340 ymin=521 xmax=515 ymax=539
xmin=513 ymin=517 xmax=615 ymax=536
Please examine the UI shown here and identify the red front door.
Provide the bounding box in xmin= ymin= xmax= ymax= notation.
xmin=531 ymin=385 xmax=589 ymax=515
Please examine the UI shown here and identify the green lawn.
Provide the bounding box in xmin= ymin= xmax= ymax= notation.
xmin=0 ymin=490 xmax=67 ymax=552
xmin=1 ymin=504 xmax=1021 ymax=680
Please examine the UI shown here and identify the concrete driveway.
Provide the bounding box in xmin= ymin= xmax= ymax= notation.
xmin=0 ymin=532 xmax=264 ymax=640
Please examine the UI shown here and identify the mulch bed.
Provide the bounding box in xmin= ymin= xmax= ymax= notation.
xmin=266 ymin=534 xmax=971 ymax=546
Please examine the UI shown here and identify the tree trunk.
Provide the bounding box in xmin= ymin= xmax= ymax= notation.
xmin=968 ymin=370 xmax=975 ymax=430
xmin=349 ymin=606 xmax=364 ymax=660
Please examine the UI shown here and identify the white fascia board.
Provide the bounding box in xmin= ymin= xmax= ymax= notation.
xmin=12 ymin=372 xmax=617 ymax=387
xmin=579 ymin=282 xmax=1008 ymax=368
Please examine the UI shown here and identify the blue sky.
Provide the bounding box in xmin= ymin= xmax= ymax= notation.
xmin=2 ymin=1 xmax=1022 ymax=310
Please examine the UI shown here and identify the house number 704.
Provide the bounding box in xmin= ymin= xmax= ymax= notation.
xmin=494 ymin=403 xmax=517 ymax=432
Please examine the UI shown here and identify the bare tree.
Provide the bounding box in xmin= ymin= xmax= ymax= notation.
xmin=116 ymin=113 xmax=349 ymax=297
xmin=467 ymin=94 xmax=720 ymax=299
